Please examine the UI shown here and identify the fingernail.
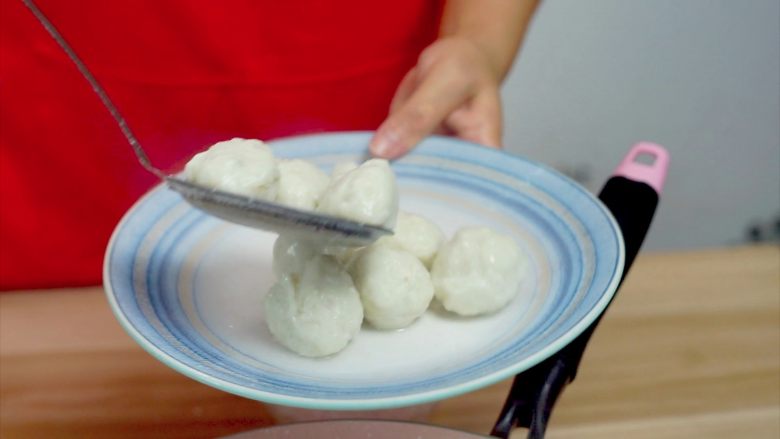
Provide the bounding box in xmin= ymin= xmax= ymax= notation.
xmin=370 ymin=137 xmax=392 ymax=157
xmin=371 ymin=131 xmax=405 ymax=158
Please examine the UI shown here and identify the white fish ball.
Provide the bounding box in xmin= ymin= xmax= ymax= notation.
xmin=330 ymin=161 xmax=359 ymax=180
xmin=276 ymin=159 xmax=330 ymax=210
xmin=431 ymin=227 xmax=526 ymax=316
xmin=184 ymin=138 xmax=278 ymax=199
xmin=350 ymin=244 xmax=434 ymax=330
xmin=377 ymin=212 xmax=444 ymax=268
xmin=317 ymin=159 xmax=398 ymax=228
xmin=272 ymin=235 xmax=319 ymax=278
xmin=264 ymin=255 xmax=364 ymax=357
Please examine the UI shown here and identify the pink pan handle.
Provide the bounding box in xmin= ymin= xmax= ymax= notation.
xmin=493 ymin=143 xmax=671 ymax=439
xmin=613 ymin=142 xmax=670 ymax=195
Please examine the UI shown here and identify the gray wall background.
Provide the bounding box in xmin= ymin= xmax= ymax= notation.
xmin=501 ymin=0 xmax=780 ymax=250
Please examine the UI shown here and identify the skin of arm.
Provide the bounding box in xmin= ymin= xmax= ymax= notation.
xmin=369 ymin=0 xmax=539 ymax=158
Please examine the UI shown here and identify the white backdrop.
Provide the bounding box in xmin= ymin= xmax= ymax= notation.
xmin=500 ymin=0 xmax=780 ymax=250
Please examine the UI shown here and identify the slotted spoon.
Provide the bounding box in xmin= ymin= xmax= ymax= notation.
xmin=23 ymin=0 xmax=391 ymax=246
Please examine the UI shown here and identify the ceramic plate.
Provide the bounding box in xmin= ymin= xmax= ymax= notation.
xmin=104 ymin=132 xmax=624 ymax=410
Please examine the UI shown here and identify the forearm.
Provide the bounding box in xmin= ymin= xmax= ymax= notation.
xmin=438 ymin=0 xmax=539 ymax=81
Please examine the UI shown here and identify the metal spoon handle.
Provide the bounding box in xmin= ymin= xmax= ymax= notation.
xmin=21 ymin=0 xmax=166 ymax=179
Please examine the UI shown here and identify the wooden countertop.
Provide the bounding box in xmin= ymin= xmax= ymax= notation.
xmin=1 ymin=245 xmax=778 ymax=438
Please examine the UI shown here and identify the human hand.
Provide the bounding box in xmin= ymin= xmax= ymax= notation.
xmin=369 ymin=37 xmax=503 ymax=159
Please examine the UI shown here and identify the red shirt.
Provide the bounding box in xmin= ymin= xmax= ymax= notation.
xmin=0 ymin=0 xmax=443 ymax=290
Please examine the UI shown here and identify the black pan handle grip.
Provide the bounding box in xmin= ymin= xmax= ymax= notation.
xmin=491 ymin=143 xmax=669 ymax=439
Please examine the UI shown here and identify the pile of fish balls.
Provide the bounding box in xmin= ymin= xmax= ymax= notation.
xmin=186 ymin=138 xmax=528 ymax=357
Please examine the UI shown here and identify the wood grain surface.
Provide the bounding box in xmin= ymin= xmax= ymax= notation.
xmin=1 ymin=245 xmax=778 ymax=438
